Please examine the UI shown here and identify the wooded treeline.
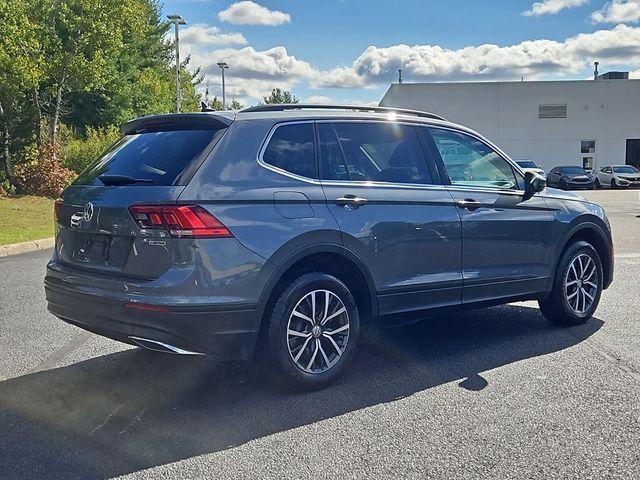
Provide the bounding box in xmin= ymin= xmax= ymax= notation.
xmin=0 ymin=0 xmax=201 ymax=194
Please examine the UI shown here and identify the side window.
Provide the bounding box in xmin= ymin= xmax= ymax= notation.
xmin=319 ymin=122 xmax=433 ymax=184
xmin=604 ymin=167 xmax=612 ymax=174
xmin=262 ymin=123 xmax=316 ymax=178
xmin=429 ymin=128 xmax=521 ymax=190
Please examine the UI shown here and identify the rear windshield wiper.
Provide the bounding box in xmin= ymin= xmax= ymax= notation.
xmin=98 ymin=175 xmax=155 ymax=186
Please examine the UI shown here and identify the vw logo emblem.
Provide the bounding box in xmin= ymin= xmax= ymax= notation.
xmin=83 ymin=202 xmax=94 ymax=222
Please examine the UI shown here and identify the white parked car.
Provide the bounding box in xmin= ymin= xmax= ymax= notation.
xmin=595 ymin=165 xmax=640 ymax=188
xmin=516 ymin=160 xmax=545 ymax=177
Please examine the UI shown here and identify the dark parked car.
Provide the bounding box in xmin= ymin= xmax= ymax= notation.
xmin=45 ymin=105 xmax=614 ymax=389
xmin=546 ymin=166 xmax=595 ymax=190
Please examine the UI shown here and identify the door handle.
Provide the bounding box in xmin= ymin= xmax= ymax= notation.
xmin=335 ymin=194 xmax=367 ymax=208
xmin=456 ymin=198 xmax=482 ymax=211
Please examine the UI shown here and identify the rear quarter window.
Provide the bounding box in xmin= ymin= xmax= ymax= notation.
xmin=262 ymin=123 xmax=316 ymax=178
xmin=73 ymin=129 xmax=223 ymax=186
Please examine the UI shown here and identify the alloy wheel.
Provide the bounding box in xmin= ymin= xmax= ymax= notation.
xmin=564 ymin=253 xmax=599 ymax=315
xmin=286 ymin=289 xmax=350 ymax=374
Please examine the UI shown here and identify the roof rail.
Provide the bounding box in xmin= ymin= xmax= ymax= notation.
xmin=239 ymin=104 xmax=445 ymax=121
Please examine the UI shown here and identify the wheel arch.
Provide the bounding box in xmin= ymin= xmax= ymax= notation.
xmin=555 ymin=221 xmax=613 ymax=290
xmin=255 ymin=244 xmax=378 ymax=352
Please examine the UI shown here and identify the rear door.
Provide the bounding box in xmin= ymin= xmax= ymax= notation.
xmin=317 ymin=120 xmax=462 ymax=317
xmin=55 ymin=116 xmax=228 ymax=279
xmin=427 ymin=126 xmax=556 ymax=303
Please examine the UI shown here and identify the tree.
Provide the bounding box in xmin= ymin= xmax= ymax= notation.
xmin=0 ymin=0 xmax=45 ymax=180
xmin=0 ymin=0 xmax=205 ymax=191
xmin=263 ymin=88 xmax=299 ymax=104
xmin=229 ymin=99 xmax=244 ymax=110
xmin=204 ymin=97 xmax=244 ymax=111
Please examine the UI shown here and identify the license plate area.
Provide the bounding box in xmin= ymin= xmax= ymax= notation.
xmin=71 ymin=233 xmax=132 ymax=268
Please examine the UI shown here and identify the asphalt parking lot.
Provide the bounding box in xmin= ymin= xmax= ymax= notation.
xmin=1 ymin=189 xmax=639 ymax=479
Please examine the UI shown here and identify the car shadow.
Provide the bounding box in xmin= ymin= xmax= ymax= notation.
xmin=0 ymin=304 xmax=602 ymax=479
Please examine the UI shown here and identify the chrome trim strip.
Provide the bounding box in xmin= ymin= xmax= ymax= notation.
xmin=129 ymin=336 xmax=206 ymax=355
xmin=255 ymin=119 xmax=529 ymax=195
xmin=256 ymin=119 xmax=450 ymax=189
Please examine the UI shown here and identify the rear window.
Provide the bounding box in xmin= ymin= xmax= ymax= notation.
xmin=73 ymin=129 xmax=223 ymax=186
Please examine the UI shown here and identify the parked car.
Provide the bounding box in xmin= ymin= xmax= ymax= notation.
xmin=516 ymin=160 xmax=545 ymax=177
xmin=546 ymin=166 xmax=595 ymax=190
xmin=595 ymin=165 xmax=640 ymax=188
xmin=45 ymin=105 xmax=614 ymax=390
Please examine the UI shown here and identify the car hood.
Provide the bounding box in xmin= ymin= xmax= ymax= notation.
xmin=542 ymin=187 xmax=587 ymax=202
xmin=616 ymin=173 xmax=640 ymax=179
xmin=564 ymin=173 xmax=592 ymax=180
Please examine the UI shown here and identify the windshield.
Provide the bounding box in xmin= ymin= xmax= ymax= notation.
xmin=560 ymin=167 xmax=587 ymax=175
xmin=517 ymin=161 xmax=538 ymax=169
xmin=613 ymin=166 xmax=639 ymax=174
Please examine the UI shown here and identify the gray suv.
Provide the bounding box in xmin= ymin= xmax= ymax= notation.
xmin=45 ymin=104 xmax=614 ymax=389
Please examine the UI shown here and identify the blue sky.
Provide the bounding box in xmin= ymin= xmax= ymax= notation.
xmin=164 ymin=0 xmax=640 ymax=106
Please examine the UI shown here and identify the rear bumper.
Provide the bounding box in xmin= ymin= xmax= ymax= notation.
xmin=45 ymin=275 xmax=261 ymax=359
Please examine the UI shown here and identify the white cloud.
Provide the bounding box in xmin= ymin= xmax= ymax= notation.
xmin=181 ymin=23 xmax=640 ymax=105
xmin=218 ymin=1 xmax=291 ymax=26
xmin=592 ymin=0 xmax=640 ymax=23
xmin=313 ymin=24 xmax=640 ymax=88
xmin=180 ymin=24 xmax=247 ymax=46
xmin=305 ymin=95 xmax=334 ymax=104
xmin=189 ymin=45 xmax=315 ymax=103
xmin=523 ymin=0 xmax=589 ymax=16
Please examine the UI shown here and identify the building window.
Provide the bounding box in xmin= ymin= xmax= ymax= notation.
xmin=582 ymin=157 xmax=594 ymax=170
xmin=538 ymin=104 xmax=567 ymax=119
xmin=581 ymin=140 xmax=596 ymax=154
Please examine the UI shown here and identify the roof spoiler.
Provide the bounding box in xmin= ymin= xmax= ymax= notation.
xmin=121 ymin=113 xmax=233 ymax=135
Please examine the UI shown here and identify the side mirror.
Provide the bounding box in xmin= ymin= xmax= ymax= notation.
xmin=524 ymin=171 xmax=546 ymax=199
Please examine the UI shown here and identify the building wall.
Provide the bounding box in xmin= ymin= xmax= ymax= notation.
xmin=379 ymin=79 xmax=640 ymax=171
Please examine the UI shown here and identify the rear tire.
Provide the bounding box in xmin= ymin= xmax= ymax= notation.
xmin=539 ymin=241 xmax=603 ymax=326
xmin=265 ymin=272 xmax=360 ymax=390
xmin=595 ymin=178 xmax=602 ymax=189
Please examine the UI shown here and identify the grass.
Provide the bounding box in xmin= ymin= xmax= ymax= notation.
xmin=0 ymin=195 xmax=55 ymax=246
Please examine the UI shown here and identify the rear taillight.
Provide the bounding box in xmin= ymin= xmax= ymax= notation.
xmin=54 ymin=200 xmax=63 ymax=222
xmin=129 ymin=205 xmax=232 ymax=238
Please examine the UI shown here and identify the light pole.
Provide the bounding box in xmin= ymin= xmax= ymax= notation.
xmin=167 ymin=14 xmax=187 ymax=113
xmin=217 ymin=62 xmax=229 ymax=109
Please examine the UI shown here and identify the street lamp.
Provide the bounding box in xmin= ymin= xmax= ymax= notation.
xmin=217 ymin=62 xmax=229 ymax=109
xmin=167 ymin=14 xmax=187 ymax=113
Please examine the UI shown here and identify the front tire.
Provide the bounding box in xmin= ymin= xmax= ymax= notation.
xmin=265 ymin=272 xmax=360 ymax=390
xmin=539 ymin=241 xmax=603 ymax=326
xmin=611 ymin=179 xmax=617 ymax=189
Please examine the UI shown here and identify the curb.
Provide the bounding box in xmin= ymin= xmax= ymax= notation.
xmin=0 ymin=237 xmax=55 ymax=258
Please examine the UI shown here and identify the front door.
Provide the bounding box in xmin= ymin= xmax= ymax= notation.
xmin=317 ymin=120 xmax=462 ymax=317
xmin=427 ymin=127 xmax=556 ymax=304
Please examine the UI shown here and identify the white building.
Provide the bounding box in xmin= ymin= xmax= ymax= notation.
xmin=379 ymin=76 xmax=640 ymax=172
